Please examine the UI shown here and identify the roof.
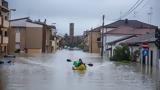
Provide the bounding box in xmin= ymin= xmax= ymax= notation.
xmin=120 ymin=33 xmax=155 ymax=44
xmin=107 ymin=35 xmax=136 ymax=45
xmin=89 ymin=19 xmax=157 ymax=32
xmin=10 ymin=17 xmax=30 ymax=21
xmin=91 ymin=26 xmax=102 ymax=32
xmin=105 ymin=19 xmax=158 ymax=29
xmin=105 ymin=26 xmax=155 ymax=35
xmin=11 ymin=17 xmax=56 ymax=29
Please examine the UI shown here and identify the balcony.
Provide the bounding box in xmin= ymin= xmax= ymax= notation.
xmin=3 ymin=36 xmax=8 ymax=44
xmin=1 ymin=0 xmax=9 ymax=12
xmin=3 ymin=20 xmax=9 ymax=28
xmin=2 ymin=0 xmax=8 ymax=8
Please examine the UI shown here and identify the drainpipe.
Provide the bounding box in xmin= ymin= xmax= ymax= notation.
xmin=90 ymin=31 xmax=92 ymax=53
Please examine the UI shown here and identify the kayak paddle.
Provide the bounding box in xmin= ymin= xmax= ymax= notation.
xmin=66 ymin=59 xmax=93 ymax=67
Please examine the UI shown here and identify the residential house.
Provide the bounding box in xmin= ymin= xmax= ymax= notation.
xmin=10 ymin=17 xmax=43 ymax=54
xmin=83 ymin=31 xmax=89 ymax=52
xmin=120 ymin=32 xmax=160 ymax=67
xmin=103 ymin=19 xmax=157 ymax=58
xmin=10 ymin=17 xmax=57 ymax=54
xmin=49 ymin=25 xmax=57 ymax=52
xmin=0 ymin=0 xmax=9 ymax=55
xmin=83 ymin=28 xmax=101 ymax=53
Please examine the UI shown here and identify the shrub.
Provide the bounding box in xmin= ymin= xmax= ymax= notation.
xmin=111 ymin=44 xmax=131 ymax=61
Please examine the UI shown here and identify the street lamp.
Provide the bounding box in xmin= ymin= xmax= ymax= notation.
xmin=8 ymin=9 xmax=16 ymax=54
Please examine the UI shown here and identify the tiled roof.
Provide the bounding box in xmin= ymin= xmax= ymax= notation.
xmin=107 ymin=35 xmax=136 ymax=45
xmin=105 ymin=19 xmax=157 ymax=29
xmin=10 ymin=17 xmax=30 ymax=21
xmin=120 ymin=33 xmax=155 ymax=44
xmin=91 ymin=26 xmax=102 ymax=32
xmin=89 ymin=19 xmax=157 ymax=32
xmin=106 ymin=26 xmax=155 ymax=35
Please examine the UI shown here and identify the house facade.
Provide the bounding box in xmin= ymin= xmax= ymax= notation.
xmin=10 ymin=17 xmax=43 ymax=54
xmin=83 ymin=29 xmax=101 ymax=53
xmin=103 ymin=19 xmax=157 ymax=58
xmin=0 ymin=0 xmax=9 ymax=55
xmin=120 ymin=33 xmax=160 ymax=67
xmin=10 ymin=17 xmax=57 ymax=54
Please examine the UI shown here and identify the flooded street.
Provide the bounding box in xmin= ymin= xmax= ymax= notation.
xmin=0 ymin=49 xmax=159 ymax=90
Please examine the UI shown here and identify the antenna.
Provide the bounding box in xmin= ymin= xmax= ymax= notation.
xmin=147 ymin=7 xmax=153 ymax=24
xmin=27 ymin=9 xmax=31 ymax=18
xmin=133 ymin=11 xmax=137 ymax=19
xmin=120 ymin=11 xmax=122 ymax=20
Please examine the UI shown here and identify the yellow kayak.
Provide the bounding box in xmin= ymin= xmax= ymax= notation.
xmin=72 ymin=64 xmax=86 ymax=70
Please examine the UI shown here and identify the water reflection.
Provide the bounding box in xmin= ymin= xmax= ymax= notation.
xmin=0 ymin=49 xmax=159 ymax=90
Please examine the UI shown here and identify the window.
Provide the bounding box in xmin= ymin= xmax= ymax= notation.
xmin=97 ymin=37 xmax=101 ymax=41
xmin=0 ymin=30 xmax=2 ymax=35
xmin=4 ymin=31 xmax=7 ymax=36
xmin=5 ymin=16 xmax=8 ymax=20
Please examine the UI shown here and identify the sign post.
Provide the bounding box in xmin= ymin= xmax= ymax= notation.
xmin=141 ymin=42 xmax=149 ymax=65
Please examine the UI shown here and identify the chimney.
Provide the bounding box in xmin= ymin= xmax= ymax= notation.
xmin=38 ymin=19 xmax=40 ymax=22
xmin=44 ymin=19 xmax=47 ymax=24
xmin=125 ymin=19 xmax=128 ymax=24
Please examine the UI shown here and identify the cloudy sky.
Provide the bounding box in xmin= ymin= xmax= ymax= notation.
xmin=7 ymin=0 xmax=160 ymax=35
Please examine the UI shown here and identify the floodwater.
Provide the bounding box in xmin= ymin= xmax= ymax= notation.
xmin=0 ymin=49 xmax=159 ymax=90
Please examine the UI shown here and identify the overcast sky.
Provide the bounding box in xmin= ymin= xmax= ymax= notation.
xmin=7 ymin=0 xmax=160 ymax=35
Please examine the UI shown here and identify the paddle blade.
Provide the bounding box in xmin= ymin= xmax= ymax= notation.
xmin=87 ymin=63 xmax=93 ymax=67
xmin=67 ymin=59 xmax=72 ymax=62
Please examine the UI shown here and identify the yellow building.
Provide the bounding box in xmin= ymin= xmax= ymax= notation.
xmin=83 ymin=28 xmax=101 ymax=53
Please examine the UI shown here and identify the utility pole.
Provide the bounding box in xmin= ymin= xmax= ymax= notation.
xmin=101 ymin=15 xmax=105 ymax=57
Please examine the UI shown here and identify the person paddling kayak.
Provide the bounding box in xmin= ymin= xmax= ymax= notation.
xmin=72 ymin=58 xmax=86 ymax=70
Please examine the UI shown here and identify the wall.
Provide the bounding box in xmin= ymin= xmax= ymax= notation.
xmin=27 ymin=49 xmax=42 ymax=54
xmin=88 ymin=31 xmax=100 ymax=53
xmin=149 ymin=43 xmax=159 ymax=67
xmin=26 ymin=27 xmax=43 ymax=49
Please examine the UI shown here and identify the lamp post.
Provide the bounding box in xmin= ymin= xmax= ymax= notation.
xmin=101 ymin=15 xmax=105 ymax=57
xmin=8 ymin=9 xmax=16 ymax=54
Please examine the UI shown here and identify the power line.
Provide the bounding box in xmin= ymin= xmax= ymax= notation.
xmin=121 ymin=0 xmax=141 ymax=18
xmin=119 ymin=0 xmax=145 ymax=20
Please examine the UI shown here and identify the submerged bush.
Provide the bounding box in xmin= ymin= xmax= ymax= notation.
xmin=111 ymin=44 xmax=131 ymax=61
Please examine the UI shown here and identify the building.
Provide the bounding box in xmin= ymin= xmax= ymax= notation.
xmin=69 ymin=23 xmax=74 ymax=47
xmin=120 ymin=32 xmax=160 ymax=67
xmin=83 ymin=19 xmax=158 ymax=55
xmin=34 ymin=20 xmax=56 ymax=53
xmin=0 ymin=0 xmax=9 ymax=55
xmin=83 ymin=28 xmax=101 ymax=53
xmin=103 ymin=19 xmax=157 ymax=57
xmin=10 ymin=17 xmax=57 ymax=54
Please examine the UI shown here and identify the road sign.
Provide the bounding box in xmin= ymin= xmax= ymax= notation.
xmin=142 ymin=48 xmax=149 ymax=57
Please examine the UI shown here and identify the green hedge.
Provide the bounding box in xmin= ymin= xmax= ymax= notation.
xmin=111 ymin=44 xmax=131 ymax=61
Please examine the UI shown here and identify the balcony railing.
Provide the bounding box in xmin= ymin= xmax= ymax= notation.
xmin=2 ymin=0 xmax=8 ymax=8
